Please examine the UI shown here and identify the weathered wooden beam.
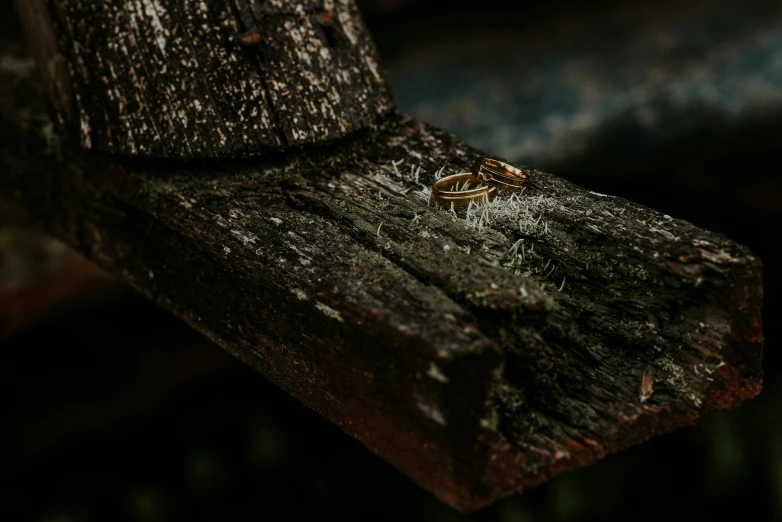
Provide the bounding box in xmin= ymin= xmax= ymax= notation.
xmin=2 ymin=0 xmax=763 ymax=512
xmin=0 ymin=59 xmax=763 ymax=516
xmin=14 ymin=0 xmax=394 ymax=158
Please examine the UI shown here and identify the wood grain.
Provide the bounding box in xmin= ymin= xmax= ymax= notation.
xmin=13 ymin=0 xmax=394 ymax=158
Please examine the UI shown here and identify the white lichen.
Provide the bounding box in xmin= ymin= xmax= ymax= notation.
xmin=427 ymin=362 xmax=449 ymax=383
xmin=290 ymin=288 xmax=308 ymax=301
xmin=416 ymin=396 xmax=447 ymax=426
xmin=315 ymin=301 xmax=344 ymax=323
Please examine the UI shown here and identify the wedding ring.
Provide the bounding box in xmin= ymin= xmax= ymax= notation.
xmin=473 ymin=158 xmax=528 ymax=192
xmin=431 ymin=173 xmax=496 ymax=207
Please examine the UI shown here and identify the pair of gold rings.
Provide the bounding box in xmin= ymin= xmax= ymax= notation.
xmin=431 ymin=158 xmax=528 ymax=207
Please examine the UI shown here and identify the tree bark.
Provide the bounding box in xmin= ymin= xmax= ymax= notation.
xmin=2 ymin=0 xmax=763 ymax=512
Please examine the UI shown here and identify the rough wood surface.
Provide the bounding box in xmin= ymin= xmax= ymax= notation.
xmin=2 ymin=2 xmax=763 ymax=512
xmin=13 ymin=0 xmax=394 ymax=158
xmin=1 ymin=55 xmax=764 ymax=514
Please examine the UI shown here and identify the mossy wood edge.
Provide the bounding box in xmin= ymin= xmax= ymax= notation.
xmin=2 ymin=0 xmax=763 ymax=513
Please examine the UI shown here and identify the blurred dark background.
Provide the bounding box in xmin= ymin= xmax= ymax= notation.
xmin=2 ymin=0 xmax=781 ymax=520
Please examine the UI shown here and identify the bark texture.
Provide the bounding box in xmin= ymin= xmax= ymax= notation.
xmin=2 ymin=0 xmax=763 ymax=512
xmin=14 ymin=0 xmax=394 ymax=158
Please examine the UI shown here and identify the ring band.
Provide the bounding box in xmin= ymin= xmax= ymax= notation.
xmin=473 ymin=158 xmax=528 ymax=192
xmin=431 ymin=173 xmax=497 ymax=207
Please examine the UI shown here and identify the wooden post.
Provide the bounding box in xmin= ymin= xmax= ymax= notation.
xmin=14 ymin=0 xmax=394 ymax=158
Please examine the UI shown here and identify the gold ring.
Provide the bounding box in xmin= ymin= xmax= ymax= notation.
xmin=473 ymin=158 xmax=528 ymax=192
xmin=431 ymin=173 xmax=496 ymax=207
